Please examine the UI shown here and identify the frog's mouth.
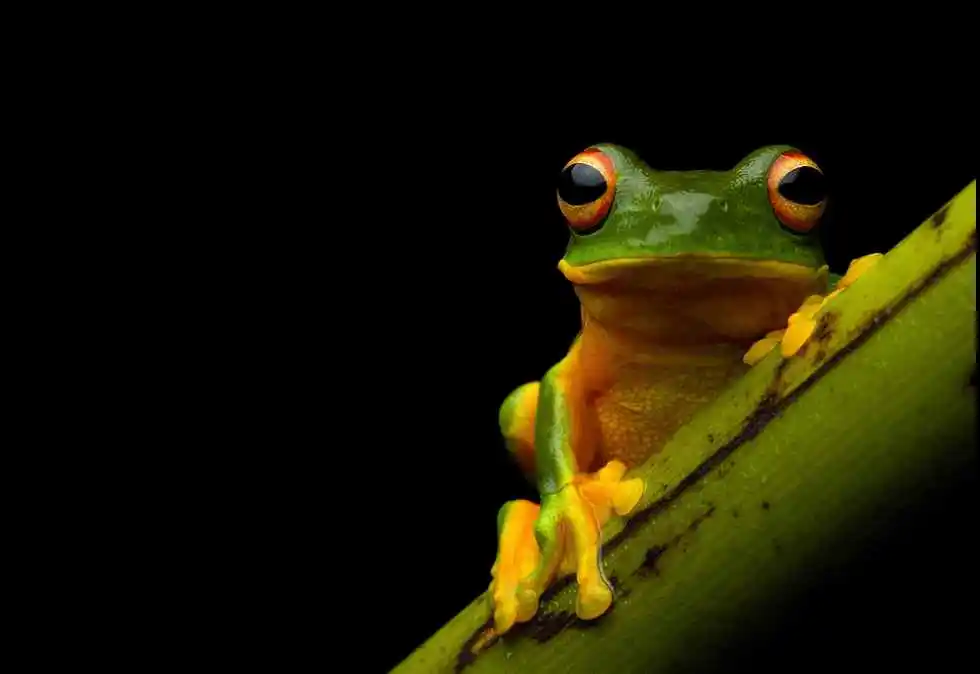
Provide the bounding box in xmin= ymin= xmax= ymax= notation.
xmin=558 ymin=255 xmax=830 ymax=344
xmin=558 ymin=255 xmax=828 ymax=289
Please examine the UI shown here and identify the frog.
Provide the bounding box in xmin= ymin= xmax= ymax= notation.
xmin=488 ymin=143 xmax=881 ymax=636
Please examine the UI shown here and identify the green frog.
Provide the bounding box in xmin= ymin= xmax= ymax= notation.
xmin=489 ymin=144 xmax=877 ymax=635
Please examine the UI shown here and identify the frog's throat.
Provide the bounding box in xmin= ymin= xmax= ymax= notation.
xmin=559 ymin=255 xmax=829 ymax=347
xmin=558 ymin=256 xmax=828 ymax=288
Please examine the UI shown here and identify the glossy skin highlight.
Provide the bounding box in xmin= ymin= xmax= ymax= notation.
xmin=489 ymin=144 xmax=836 ymax=635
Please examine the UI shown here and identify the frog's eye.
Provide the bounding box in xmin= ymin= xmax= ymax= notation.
xmin=557 ymin=148 xmax=617 ymax=234
xmin=767 ymin=151 xmax=828 ymax=234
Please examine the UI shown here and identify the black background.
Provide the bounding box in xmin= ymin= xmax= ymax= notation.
xmin=232 ymin=74 xmax=977 ymax=672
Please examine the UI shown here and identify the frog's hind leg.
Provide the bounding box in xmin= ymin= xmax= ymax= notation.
xmin=491 ymin=381 xmax=644 ymax=633
xmin=490 ymin=383 xmax=546 ymax=633
xmin=490 ymin=500 xmax=547 ymax=633
xmin=499 ymin=382 xmax=539 ymax=479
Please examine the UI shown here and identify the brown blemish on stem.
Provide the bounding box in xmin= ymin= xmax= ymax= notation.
xmin=773 ymin=356 xmax=790 ymax=384
xmin=537 ymin=576 xmax=573 ymax=605
xmin=690 ymin=505 xmax=716 ymax=531
xmin=634 ymin=505 xmax=717 ymax=578
xmin=455 ymin=617 xmax=496 ymax=673
xmin=809 ymin=311 xmax=839 ymax=365
xmin=930 ymin=204 xmax=950 ymax=228
xmin=523 ymin=610 xmax=577 ymax=642
xmin=638 ymin=544 xmax=668 ymax=576
xmin=609 ymin=574 xmax=629 ymax=598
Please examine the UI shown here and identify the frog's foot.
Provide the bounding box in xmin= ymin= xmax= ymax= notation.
xmin=521 ymin=470 xmax=642 ymax=624
xmin=743 ymin=253 xmax=883 ymax=366
xmin=743 ymin=294 xmax=827 ymax=365
xmin=743 ymin=328 xmax=789 ymax=365
xmin=836 ymin=253 xmax=883 ymax=289
xmin=489 ymin=463 xmax=644 ymax=634
xmin=575 ymin=460 xmax=645 ymax=527
xmin=489 ymin=500 xmax=542 ymax=634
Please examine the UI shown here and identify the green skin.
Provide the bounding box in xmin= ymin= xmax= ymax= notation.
xmin=494 ymin=143 xmax=833 ymax=625
xmin=562 ymin=144 xmax=826 ymax=268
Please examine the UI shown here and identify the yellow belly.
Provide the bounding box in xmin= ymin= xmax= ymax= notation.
xmin=592 ymin=360 xmax=748 ymax=469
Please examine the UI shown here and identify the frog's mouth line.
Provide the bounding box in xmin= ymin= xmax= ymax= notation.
xmin=558 ymin=255 xmax=829 ymax=287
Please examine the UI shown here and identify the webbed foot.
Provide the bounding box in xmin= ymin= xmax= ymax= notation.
xmin=489 ymin=461 xmax=644 ymax=634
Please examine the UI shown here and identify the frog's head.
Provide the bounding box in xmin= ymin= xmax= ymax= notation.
xmin=556 ymin=144 xmax=831 ymax=342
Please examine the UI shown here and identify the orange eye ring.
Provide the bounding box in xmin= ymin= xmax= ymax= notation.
xmin=557 ymin=148 xmax=617 ymax=234
xmin=767 ymin=151 xmax=828 ymax=234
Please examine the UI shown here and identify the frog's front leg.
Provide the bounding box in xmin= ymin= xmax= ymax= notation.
xmin=490 ymin=365 xmax=644 ymax=634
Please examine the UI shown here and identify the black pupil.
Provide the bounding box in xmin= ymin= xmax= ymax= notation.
xmin=778 ymin=166 xmax=827 ymax=205
xmin=558 ymin=163 xmax=606 ymax=205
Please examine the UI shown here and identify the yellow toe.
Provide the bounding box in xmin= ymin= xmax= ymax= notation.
xmin=558 ymin=547 xmax=577 ymax=577
xmin=492 ymin=595 xmax=517 ymax=634
xmin=597 ymin=460 xmax=627 ymax=482
xmin=782 ymin=318 xmax=817 ymax=357
xmin=839 ymin=253 xmax=883 ymax=288
xmin=801 ymin=293 xmax=825 ymax=309
xmin=821 ymin=289 xmax=842 ymax=306
xmin=578 ymin=480 xmax=610 ymax=518
xmin=743 ymin=336 xmax=779 ymax=365
xmin=515 ymin=584 xmax=540 ymax=624
xmin=612 ymin=477 xmax=644 ymax=516
xmin=576 ymin=581 xmax=613 ymax=620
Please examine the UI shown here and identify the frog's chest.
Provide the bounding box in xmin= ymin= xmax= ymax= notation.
xmin=587 ymin=359 xmax=747 ymax=470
